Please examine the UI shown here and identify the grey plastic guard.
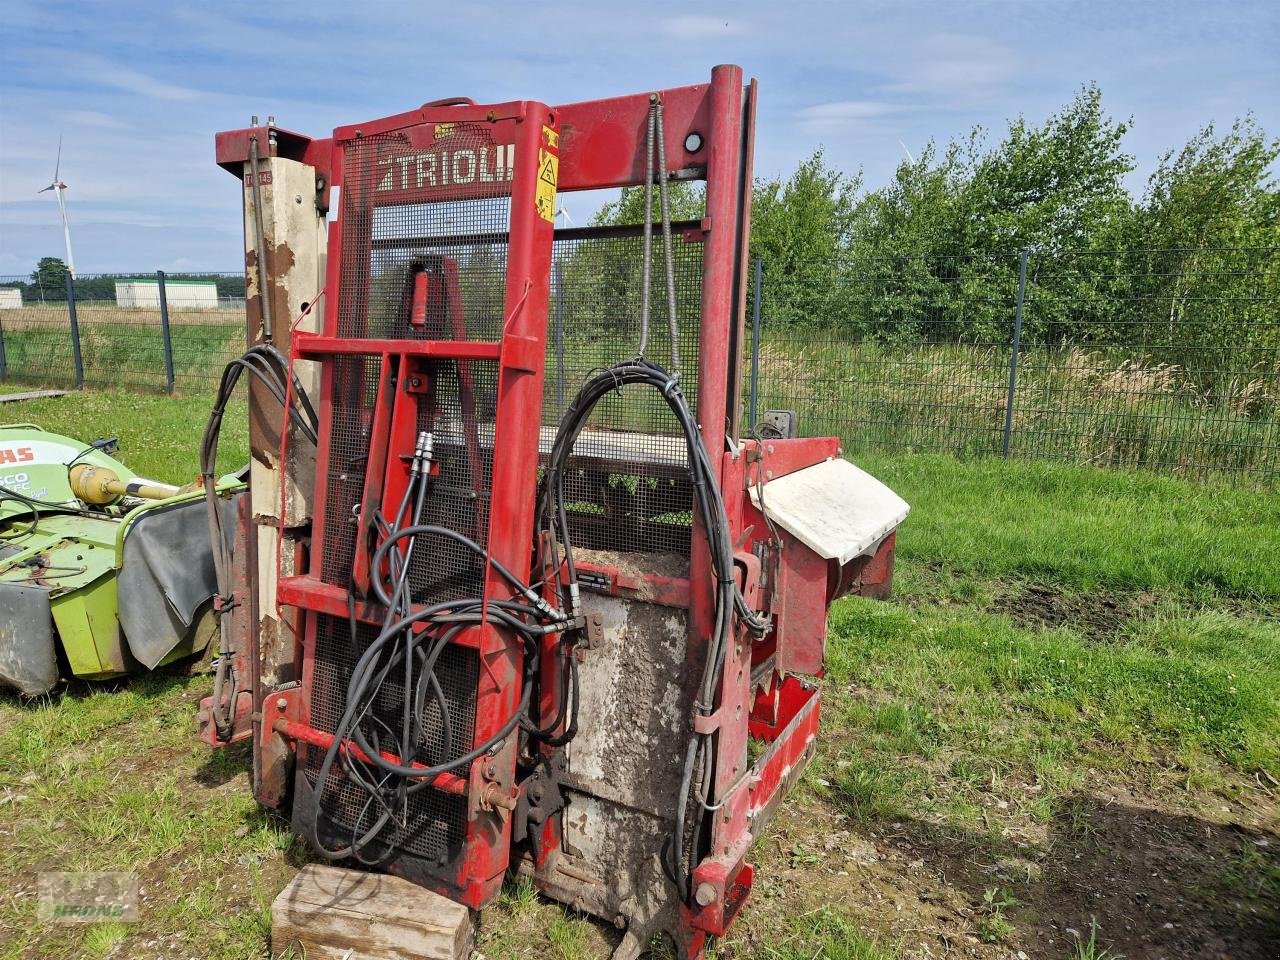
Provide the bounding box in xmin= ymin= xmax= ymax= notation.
xmin=0 ymin=582 xmax=59 ymax=695
xmin=118 ymin=495 xmax=240 ymax=670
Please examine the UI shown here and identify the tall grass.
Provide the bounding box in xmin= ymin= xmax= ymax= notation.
xmin=752 ymin=334 xmax=1280 ymax=482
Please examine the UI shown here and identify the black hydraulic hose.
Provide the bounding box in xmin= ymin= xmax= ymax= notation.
xmin=538 ymin=357 xmax=761 ymax=903
xmin=202 ymin=343 xmax=317 ymax=742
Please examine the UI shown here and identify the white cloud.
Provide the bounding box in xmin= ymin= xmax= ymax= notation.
xmin=883 ymin=32 xmax=1018 ymax=98
xmin=59 ymin=110 xmax=132 ymax=130
xmin=800 ymin=100 xmax=910 ymax=121
xmin=796 ymin=100 xmax=918 ymax=135
xmin=48 ymin=53 xmax=206 ymax=102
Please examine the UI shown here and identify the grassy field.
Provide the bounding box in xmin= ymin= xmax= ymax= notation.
xmin=0 ymin=306 xmax=243 ymax=392
xmin=0 ymin=390 xmax=1277 ymax=959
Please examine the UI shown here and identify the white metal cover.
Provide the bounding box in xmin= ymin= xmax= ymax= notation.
xmin=750 ymin=458 xmax=909 ymax=564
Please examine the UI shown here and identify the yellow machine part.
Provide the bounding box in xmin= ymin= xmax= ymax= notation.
xmin=69 ymin=464 xmax=180 ymax=506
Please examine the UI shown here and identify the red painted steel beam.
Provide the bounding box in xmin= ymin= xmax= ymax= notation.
xmin=294 ymin=336 xmax=502 ymax=360
xmin=273 ymin=719 xmax=469 ymax=797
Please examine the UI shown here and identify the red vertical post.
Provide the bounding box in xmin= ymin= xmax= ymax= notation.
xmin=462 ymin=103 xmax=560 ymax=906
xmin=686 ymin=63 xmax=753 ymax=910
xmin=695 ymin=63 xmax=745 ymax=466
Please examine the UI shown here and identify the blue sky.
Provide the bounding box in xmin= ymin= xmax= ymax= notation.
xmin=1 ymin=0 xmax=1276 ymax=277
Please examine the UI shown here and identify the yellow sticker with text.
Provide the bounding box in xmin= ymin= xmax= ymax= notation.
xmin=542 ymin=125 xmax=560 ymax=148
xmin=536 ymin=146 xmax=558 ymax=223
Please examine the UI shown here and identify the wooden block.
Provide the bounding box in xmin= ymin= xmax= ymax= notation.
xmin=271 ymin=864 xmax=473 ymax=960
xmin=0 ymin=390 xmax=67 ymax=403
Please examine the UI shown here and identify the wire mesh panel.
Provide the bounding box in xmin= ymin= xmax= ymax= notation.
xmin=0 ymin=276 xmax=81 ymax=389
xmin=303 ymin=614 xmax=478 ymax=864
xmin=543 ymin=227 xmax=704 ymax=556
xmin=412 ymin=360 xmax=498 ymax=603
xmin=306 ymin=120 xmax=526 ymax=876
xmin=1012 ymin=247 xmax=1280 ymax=478
xmin=749 ymin=248 xmax=1280 ymax=484
xmin=749 ymin=254 xmax=1020 ymax=458
xmin=160 ymin=274 xmax=247 ymax=389
xmin=340 ymin=129 xmax=513 ymax=342
xmin=0 ymin=272 xmax=244 ymax=392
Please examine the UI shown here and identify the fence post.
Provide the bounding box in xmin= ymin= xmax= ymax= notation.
xmin=749 ymin=256 xmax=763 ymax=431
xmin=1002 ymin=248 xmax=1030 ymax=458
xmin=0 ymin=311 xmax=7 ymax=381
xmin=157 ymin=270 xmax=176 ymax=394
xmin=66 ymin=273 xmax=85 ymax=390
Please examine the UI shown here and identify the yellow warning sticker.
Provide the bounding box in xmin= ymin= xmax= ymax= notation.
xmin=542 ymin=125 xmax=560 ymax=148
xmin=434 ymin=122 xmax=456 ymax=140
xmin=536 ymin=146 xmax=559 ymax=223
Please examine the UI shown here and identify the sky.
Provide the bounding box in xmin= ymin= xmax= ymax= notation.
xmin=0 ymin=0 xmax=1276 ymax=277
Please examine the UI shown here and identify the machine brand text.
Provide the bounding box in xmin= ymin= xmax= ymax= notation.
xmin=0 ymin=446 xmax=35 ymax=465
xmin=376 ymin=145 xmax=516 ymax=193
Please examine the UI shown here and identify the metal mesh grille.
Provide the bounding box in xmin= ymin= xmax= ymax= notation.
xmin=412 ymin=359 xmax=498 ymax=603
xmin=340 ymin=128 xmax=513 ymax=341
xmin=303 ymin=614 xmax=478 ymax=863
xmin=317 ymin=357 xmax=499 ymax=591
xmin=543 ymin=229 xmax=704 ymax=556
xmin=321 ymin=355 xmax=378 ymax=584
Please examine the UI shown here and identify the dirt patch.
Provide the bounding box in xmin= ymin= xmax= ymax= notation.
xmin=993 ymin=583 xmax=1161 ymax=640
xmin=727 ymin=768 xmax=1280 ymax=960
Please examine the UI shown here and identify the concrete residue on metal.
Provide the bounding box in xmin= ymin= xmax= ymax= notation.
xmin=547 ymin=590 xmax=692 ymax=952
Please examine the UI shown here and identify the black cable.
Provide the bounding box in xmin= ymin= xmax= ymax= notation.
xmin=304 ymin=441 xmax=566 ymax=861
xmin=536 ymin=357 xmax=763 ymax=903
xmin=202 ymin=342 xmax=318 ymax=742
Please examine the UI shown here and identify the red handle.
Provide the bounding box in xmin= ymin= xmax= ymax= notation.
xmin=421 ymin=97 xmax=476 ymax=109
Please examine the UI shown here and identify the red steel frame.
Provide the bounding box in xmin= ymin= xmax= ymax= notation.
xmin=221 ymin=98 xmax=561 ymax=906
xmin=214 ymin=65 xmax=866 ymax=955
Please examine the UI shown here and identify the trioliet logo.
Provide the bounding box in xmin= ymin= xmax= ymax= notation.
xmin=376 ymin=144 xmax=516 ymax=193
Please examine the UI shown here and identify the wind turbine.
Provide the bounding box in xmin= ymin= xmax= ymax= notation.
xmin=37 ymin=135 xmax=76 ymax=278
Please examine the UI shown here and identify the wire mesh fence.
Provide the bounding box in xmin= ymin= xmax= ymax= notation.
xmin=745 ymin=247 xmax=1280 ymax=483
xmin=0 ymin=271 xmax=245 ymax=392
xmin=2 ymin=246 xmax=1277 ymax=484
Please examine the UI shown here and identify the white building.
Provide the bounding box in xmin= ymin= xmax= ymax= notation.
xmin=0 ymin=288 xmax=22 ymax=309
xmin=114 ymin=278 xmax=219 ymax=309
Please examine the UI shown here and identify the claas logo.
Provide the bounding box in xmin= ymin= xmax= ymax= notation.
xmin=0 ymin=447 xmax=35 ymax=465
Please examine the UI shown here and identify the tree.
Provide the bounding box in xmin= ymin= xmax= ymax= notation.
xmin=966 ymin=84 xmax=1134 ymax=253
xmin=592 ymin=181 xmax=705 ymax=225
xmin=1136 ymin=115 xmax=1279 ymax=251
xmin=1116 ymin=117 xmax=1280 ymax=385
xmin=751 ymin=148 xmax=860 ymax=265
xmin=30 ymin=257 xmax=70 ymax=300
xmin=750 ymin=149 xmax=861 ymax=328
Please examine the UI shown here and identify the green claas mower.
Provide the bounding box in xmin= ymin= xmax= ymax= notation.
xmin=0 ymin=423 xmax=244 ymax=696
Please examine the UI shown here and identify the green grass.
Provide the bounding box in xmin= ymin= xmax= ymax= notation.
xmin=0 ymin=673 xmax=297 ymax=960
xmin=2 ymin=312 xmax=243 ymax=393
xmin=2 ymin=389 xmax=1277 ymax=959
xmin=802 ymin=452 xmax=1280 ymax=846
xmin=854 ymin=451 xmax=1280 ymax=597
xmin=0 ymin=388 xmax=247 ymax=482
xmin=756 ymin=908 xmax=897 ymax=959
